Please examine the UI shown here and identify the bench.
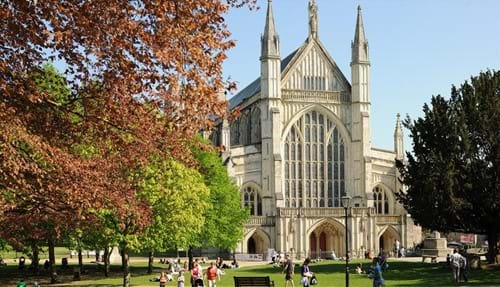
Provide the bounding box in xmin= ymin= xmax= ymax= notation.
xmin=422 ymin=255 xmax=437 ymax=263
xmin=234 ymin=276 xmax=275 ymax=287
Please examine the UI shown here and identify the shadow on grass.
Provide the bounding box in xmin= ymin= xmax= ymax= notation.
xmin=0 ymin=264 xmax=165 ymax=286
xmin=1 ymin=260 xmax=499 ymax=287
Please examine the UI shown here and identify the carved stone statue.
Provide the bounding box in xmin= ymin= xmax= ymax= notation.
xmin=308 ymin=0 xmax=318 ymax=38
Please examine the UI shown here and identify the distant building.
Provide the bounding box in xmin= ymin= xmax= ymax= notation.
xmin=211 ymin=0 xmax=421 ymax=259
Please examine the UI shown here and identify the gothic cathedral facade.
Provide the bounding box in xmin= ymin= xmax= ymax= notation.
xmin=211 ymin=0 xmax=421 ymax=260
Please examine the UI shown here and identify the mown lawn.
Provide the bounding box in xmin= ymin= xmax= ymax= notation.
xmin=1 ymin=259 xmax=499 ymax=286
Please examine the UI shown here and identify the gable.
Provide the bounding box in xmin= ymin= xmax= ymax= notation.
xmin=282 ymin=39 xmax=351 ymax=93
xmin=228 ymin=49 xmax=300 ymax=110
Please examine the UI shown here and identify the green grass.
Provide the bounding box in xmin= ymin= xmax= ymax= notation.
xmin=1 ymin=259 xmax=499 ymax=286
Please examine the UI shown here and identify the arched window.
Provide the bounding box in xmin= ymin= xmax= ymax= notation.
xmin=230 ymin=119 xmax=240 ymax=146
xmin=373 ymin=186 xmax=390 ymax=214
xmin=243 ymin=185 xmax=262 ymax=216
xmin=239 ymin=112 xmax=249 ymax=145
xmin=210 ymin=125 xmax=221 ymax=146
xmin=284 ymin=110 xmax=346 ymax=208
xmin=251 ymin=107 xmax=261 ymax=144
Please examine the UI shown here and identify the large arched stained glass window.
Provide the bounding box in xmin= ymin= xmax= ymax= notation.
xmin=284 ymin=110 xmax=346 ymax=208
xmin=243 ymin=185 xmax=262 ymax=216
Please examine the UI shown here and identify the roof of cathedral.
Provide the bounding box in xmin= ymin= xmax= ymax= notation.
xmin=228 ymin=48 xmax=299 ymax=110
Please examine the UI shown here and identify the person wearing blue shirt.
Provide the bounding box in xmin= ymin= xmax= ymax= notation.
xmin=368 ymin=258 xmax=385 ymax=287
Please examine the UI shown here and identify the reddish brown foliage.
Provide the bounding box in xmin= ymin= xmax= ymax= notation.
xmin=0 ymin=0 xmax=256 ymax=248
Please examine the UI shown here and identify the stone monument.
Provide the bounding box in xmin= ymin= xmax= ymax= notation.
xmin=421 ymin=231 xmax=451 ymax=262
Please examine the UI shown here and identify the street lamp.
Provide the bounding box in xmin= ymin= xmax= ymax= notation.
xmin=341 ymin=195 xmax=352 ymax=287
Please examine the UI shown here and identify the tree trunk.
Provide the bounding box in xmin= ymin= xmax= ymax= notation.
xmin=487 ymin=229 xmax=498 ymax=264
xmin=121 ymin=245 xmax=131 ymax=287
xmin=78 ymin=248 xmax=83 ymax=273
xmin=96 ymin=249 xmax=100 ymax=262
xmin=48 ymin=238 xmax=57 ymax=283
xmin=188 ymin=246 xmax=193 ymax=271
xmin=148 ymin=250 xmax=154 ymax=274
xmin=31 ymin=244 xmax=39 ymax=274
xmin=104 ymin=246 xmax=110 ymax=277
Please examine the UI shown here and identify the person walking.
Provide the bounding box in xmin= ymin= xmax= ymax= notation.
xmin=191 ymin=262 xmax=202 ymax=287
xmin=368 ymin=257 xmax=385 ymax=287
xmin=283 ymin=254 xmax=295 ymax=287
xmin=459 ymin=252 xmax=468 ymax=283
xmin=300 ymin=258 xmax=313 ymax=287
xmin=450 ymin=249 xmax=463 ymax=285
xmin=206 ymin=262 xmax=218 ymax=287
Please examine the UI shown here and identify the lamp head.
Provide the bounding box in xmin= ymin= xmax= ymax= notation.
xmin=341 ymin=195 xmax=352 ymax=208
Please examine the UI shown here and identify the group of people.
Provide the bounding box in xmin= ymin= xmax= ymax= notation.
xmin=282 ymin=255 xmax=318 ymax=287
xmin=393 ymin=240 xmax=405 ymax=258
xmin=155 ymin=258 xmax=221 ymax=287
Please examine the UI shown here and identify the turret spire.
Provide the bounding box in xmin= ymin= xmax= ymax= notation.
xmin=394 ymin=113 xmax=404 ymax=160
xmin=261 ymin=0 xmax=279 ymax=58
xmin=354 ymin=5 xmax=366 ymax=44
xmin=351 ymin=5 xmax=369 ymax=63
xmin=308 ymin=0 xmax=318 ymax=39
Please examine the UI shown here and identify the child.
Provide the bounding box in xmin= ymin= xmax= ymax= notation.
xmin=178 ymin=270 xmax=185 ymax=287
xmin=159 ymin=272 xmax=167 ymax=287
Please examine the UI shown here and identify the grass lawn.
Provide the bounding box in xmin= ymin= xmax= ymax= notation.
xmin=1 ymin=259 xmax=499 ymax=286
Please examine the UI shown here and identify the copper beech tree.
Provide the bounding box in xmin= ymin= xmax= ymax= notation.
xmin=0 ymin=0 xmax=255 ymax=285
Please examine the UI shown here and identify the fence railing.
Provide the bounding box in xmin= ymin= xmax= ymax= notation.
xmin=247 ymin=216 xmax=275 ymax=226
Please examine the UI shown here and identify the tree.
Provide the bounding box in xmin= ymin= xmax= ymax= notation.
xmin=1 ymin=1 xmax=256 ymax=285
xmin=188 ymin=139 xmax=249 ymax=266
xmin=137 ymin=158 xmax=210 ymax=274
xmin=398 ymin=70 xmax=500 ymax=263
xmin=0 ymin=63 xmax=109 ymax=283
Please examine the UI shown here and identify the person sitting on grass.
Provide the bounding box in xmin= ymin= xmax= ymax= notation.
xmin=356 ymin=263 xmax=365 ymax=274
xmin=231 ymin=259 xmax=239 ymax=269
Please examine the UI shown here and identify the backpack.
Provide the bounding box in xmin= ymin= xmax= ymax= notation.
xmin=310 ymin=275 xmax=318 ymax=285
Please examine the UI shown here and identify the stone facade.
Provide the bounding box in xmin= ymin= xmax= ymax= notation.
xmin=211 ymin=1 xmax=421 ymax=260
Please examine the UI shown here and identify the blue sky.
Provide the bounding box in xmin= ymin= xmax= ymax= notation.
xmin=222 ymin=0 xmax=500 ymax=151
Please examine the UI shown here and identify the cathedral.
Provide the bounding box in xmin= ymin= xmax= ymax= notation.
xmin=211 ymin=0 xmax=421 ymax=260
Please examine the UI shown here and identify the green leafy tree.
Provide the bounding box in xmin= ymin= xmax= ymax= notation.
xmin=188 ymin=140 xmax=249 ymax=266
xmin=398 ymin=70 xmax=500 ymax=263
xmin=137 ymin=158 xmax=210 ymax=274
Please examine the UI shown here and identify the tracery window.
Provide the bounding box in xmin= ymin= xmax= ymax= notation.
xmin=251 ymin=108 xmax=261 ymax=144
xmin=243 ymin=185 xmax=262 ymax=216
xmin=230 ymin=119 xmax=240 ymax=146
xmin=284 ymin=110 xmax=346 ymax=208
xmin=373 ymin=186 xmax=390 ymax=214
xmin=239 ymin=112 xmax=249 ymax=145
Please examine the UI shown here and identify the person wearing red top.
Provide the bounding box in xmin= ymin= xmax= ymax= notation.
xmin=191 ymin=263 xmax=202 ymax=287
xmin=206 ymin=262 xmax=218 ymax=287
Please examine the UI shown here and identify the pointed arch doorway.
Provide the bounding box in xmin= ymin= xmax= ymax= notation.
xmin=246 ymin=229 xmax=270 ymax=255
xmin=308 ymin=220 xmax=345 ymax=259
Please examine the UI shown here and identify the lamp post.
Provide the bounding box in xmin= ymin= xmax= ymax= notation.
xmin=341 ymin=195 xmax=352 ymax=287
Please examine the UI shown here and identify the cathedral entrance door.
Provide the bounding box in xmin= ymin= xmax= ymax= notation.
xmin=319 ymin=232 xmax=327 ymax=258
xmin=308 ymin=220 xmax=345 ymax=259
xmin=248 ymin=237 xmax=256 ymax=254
xmin=246 ymin=229 xmax=270 ymax=256
xmin=309 ymin=233 xmax=317 ymax=258
xmin=379 ymin=226 xmax=400 ymax=257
